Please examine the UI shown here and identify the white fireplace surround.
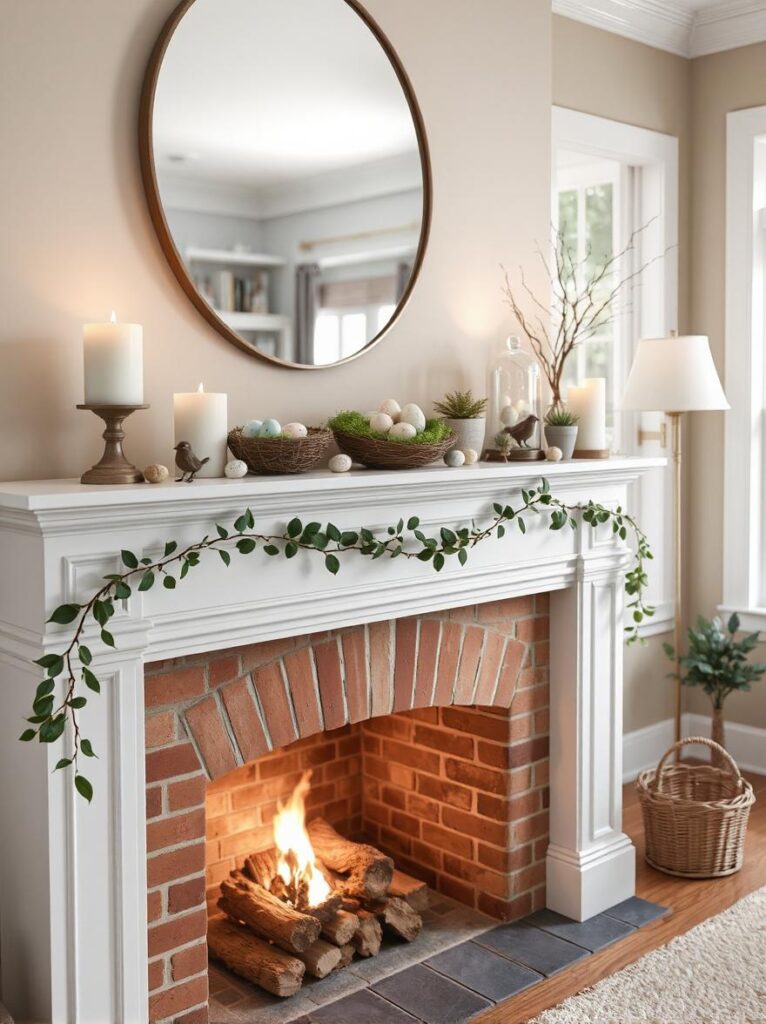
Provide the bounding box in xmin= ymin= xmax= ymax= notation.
xmin=0 ymin=458 xmax=661 ymax=1024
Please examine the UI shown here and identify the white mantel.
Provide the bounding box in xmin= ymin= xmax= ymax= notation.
xmin=0 ymin=458 xmax=662 ymax=1024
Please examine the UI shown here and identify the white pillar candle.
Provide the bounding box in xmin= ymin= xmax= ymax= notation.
xmin=83 ymin=312 xmax=143 ymax=405
xmin=173 ymin=384 xmax=228 ymax=478
xmin=568 ymin=378 xmax=606 ymax=451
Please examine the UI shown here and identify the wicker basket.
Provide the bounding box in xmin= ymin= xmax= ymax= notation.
xmin=332 ymin=429 xmax=456 ymax=470
xmin=228 ymin=427 xmax=331 ymax=475
xmin=637 ymin=736 xmax=755 ymax=878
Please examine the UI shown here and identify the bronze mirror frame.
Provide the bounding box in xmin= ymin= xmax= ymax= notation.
xmin=139 ymin=0 xmax=432 ymax=370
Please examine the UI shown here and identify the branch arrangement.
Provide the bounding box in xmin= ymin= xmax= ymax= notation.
xmin=21 ymin=480 xmax=653 ymax=800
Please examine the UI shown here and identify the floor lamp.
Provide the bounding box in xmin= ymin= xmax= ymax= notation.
xmin=622 ymin=334 xmax=729 ymax=745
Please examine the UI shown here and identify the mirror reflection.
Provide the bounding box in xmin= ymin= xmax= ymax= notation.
xmin=151 ymin=0 xmax=428 ymax=367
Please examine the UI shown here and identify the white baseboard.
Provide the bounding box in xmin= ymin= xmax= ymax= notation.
xmin=623 ymin=713 xmax=766 ymax=782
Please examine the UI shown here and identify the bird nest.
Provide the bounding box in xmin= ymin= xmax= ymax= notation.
xmin=228 ymin=427 xmax=331 ymax=475
xmin=332 ymin=429 xmax=456 ymax=470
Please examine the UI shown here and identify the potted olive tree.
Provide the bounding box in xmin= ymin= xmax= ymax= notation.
xmin=434 ymin=390 xmax=487 ymax=454
xmin=664 ymin=613 xmax=766 ymax=761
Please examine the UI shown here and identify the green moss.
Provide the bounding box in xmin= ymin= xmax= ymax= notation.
xmin=328 ymin=410 xmax=452 ymax=445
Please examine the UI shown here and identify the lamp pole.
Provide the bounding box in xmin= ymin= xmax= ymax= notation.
xmin=669 ymin=410 xmax=683 ymax=747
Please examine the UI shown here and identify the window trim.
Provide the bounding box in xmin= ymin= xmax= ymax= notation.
xmin=721 ymin=105 xmax=766 ymax=637
xmin=553 ymin=108 xmax=679 ymax=637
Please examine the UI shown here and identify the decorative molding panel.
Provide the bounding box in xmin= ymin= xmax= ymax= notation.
xmin=553 ymin=0 xmax=766 ymax=57
xmin=623 ymin=713 xmax=766 ymax=780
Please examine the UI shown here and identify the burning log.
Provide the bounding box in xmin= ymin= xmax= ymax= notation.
xmin=390 ymin=869 xmax=430 ymax=914
xmin=351 ymin=910 xmax=382 ymax=957
xmin=218 ymin=876 xmax=320 ymax=954
xmin=307 ymin=817 xmax=394 ymax=899
xmin=321 ymin=909 xmax=359 ymax=946
xmin=208 ymin=917 xmax=305 ymax=998
xmin=299 ymin=938 xmax=342 ymax=978
xmin=244 ymin=849 xmax=278 ymax=890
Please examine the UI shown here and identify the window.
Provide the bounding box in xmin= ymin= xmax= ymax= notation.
xmin=722 ymin=106 xmax=766 ymax=633
xmin=313 ymin=304 xmax=395 ymax=365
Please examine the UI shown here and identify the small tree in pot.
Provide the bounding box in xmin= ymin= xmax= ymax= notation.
xmin=664 ymin=613 xmax=766 ymax=763
xmin=434 ymin=390 xmax=487 ymax=454
xmin=544 ymin=407 xmax=579 ymax=460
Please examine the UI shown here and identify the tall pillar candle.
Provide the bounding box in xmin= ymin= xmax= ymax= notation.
xmin=83 ymin=313 xmax=143 ymax=405
xmin=173 ymin=384 xmax=228 ymax=478
xmin=568 ymin=378 xmax=606 ymax=451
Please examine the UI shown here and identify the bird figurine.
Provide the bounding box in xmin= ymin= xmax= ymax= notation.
xmin=174 ymin=441 xmax=209 ymax=482
xmin=504 ymin=414 xmax=539 ymax=448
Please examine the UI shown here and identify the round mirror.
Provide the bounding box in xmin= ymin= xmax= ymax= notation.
xmin=140 ymin=0 xmax=431 ymax=369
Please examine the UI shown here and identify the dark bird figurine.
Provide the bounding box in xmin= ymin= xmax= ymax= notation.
xmin=174 ymin=441 xmax=209 ymax=482
xmin=504 ymin=414 xmax=539 ymax=448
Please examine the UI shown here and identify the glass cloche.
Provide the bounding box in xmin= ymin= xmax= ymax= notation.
xmin=487 ymin=335 xmax=544 ymax=460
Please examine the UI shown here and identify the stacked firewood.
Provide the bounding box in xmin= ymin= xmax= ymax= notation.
xmin=207 ymin=817 xmax=428 ymax=997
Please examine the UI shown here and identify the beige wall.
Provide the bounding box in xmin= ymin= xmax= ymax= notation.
xmin=0 ymin=0 xmax=551 ymax=480
xmin=553 ymin=16 xmax=693 ymax=733
xmin=687 ymin=43 xmax=766 ymax=730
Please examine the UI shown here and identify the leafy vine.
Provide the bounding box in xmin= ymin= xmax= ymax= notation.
xmin=21 ymin=479 xmax=653 ymax=801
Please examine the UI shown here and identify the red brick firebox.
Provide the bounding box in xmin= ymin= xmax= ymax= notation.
xmin=144 ymin=595 xmax=550 ymax=1024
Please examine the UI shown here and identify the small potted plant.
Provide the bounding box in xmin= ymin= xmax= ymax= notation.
xmin=433 ymin=390 xmax=487 ymax=454
xmin=543 ymin=407 xmax=579 ymax=460
xmin=664 ymin=613 xmax=766 ymax=762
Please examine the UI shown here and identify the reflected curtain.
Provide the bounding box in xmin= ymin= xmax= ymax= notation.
xmin=396 ymin=262 xmax=412 ymax=301
xmin=295 ymin=263 xmax=321 ymax=363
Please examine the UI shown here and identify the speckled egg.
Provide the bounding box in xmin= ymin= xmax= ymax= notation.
xmin=389 ymin=421 xmax=417 ymax=440
xmin=545 ymin=446 xmax=563 ymax=462
xmin=369 ymin=412 xmax=394 ymax=433
xmin=143 ymin=463 xmax=169 ymax=484
xmin=378 ymin=398 xmax=401 ymax=421
xmin=444 ymin=449 xmax=466 ymax=467
xmin=224 ymin=459 xmax=248 ymax=478
xmin=283 ymin=422 xmax=308 ymax=439
xmin=463 ymin=448 xmax=479 ymax=464
xmin=329 ymin=453 xmax=352 ymax=473
xmin=259 ymin=418 xmax=282 ymax=437
xmin=500 ymin=405 xmax=519 ymax=427
xmin=242 ymin=419 xmax=263 ymax=438
xmin=399 ymin=403 xmax=426 ymax=432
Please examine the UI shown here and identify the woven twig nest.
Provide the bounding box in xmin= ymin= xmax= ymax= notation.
xmin=228 ymin=427 xmax=331 ymax=475
xmin=332 ymin=429 xmax=456 ymax=470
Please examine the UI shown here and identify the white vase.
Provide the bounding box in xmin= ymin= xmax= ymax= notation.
xmin=444 ymin=417 xmax=486 ymax=454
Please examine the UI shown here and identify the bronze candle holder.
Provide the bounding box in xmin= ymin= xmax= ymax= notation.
xmin=77 ymin=404 xmax=149 ymax=484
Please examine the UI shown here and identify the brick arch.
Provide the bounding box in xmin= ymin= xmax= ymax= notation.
xmin=147 ymin=599 xmax=539 ymax=784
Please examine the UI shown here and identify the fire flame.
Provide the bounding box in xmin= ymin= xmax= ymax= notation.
xmin=273 ymin=770 xmax=331 ymax=908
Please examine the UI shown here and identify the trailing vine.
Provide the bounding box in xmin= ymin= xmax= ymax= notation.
xmin=21 ymin=479 xmax=653 ymax=801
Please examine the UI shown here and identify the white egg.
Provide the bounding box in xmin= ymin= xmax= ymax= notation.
xmin=463 ymin=448 xmax=479 ymax=464
xmin=514 ymin=399 xmax=530 ymax=414
xmin=143 ymin=464 xmax=169 ymax=484
xmin=369 ymin=412 xmax=394 ymax=433
xmin=283 ymin=422 xmax=308 ymax=439
xmin=444 ymin=449 xmax=466 ymax=467
xmin=329 ymin=454 xmax=352 ymax=473
xmin=364 ymin=410 xmax=378 ymax=421
xmin=500 ymin=394 xmax=512 ymax=408
xmin=501 ymin=406 xmax=519 ymax=427
xmin=545 ymin=446 xmax=563 ymax=462
xmin=389 ymin=421 xmax=417 ymax=440
xmin=378 ymin=399 xmax=402 ymax=422
xmin=242 ymin=419 xmax=263 ymax=438
xmin=224 ymin=459 xmax=248 ymax=478
xmin=399 ymin=403 xmax=426 ymax=432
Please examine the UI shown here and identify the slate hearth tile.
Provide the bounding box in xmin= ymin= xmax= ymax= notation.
xmin=426 ymin=940 xmax=542 ymax=1001
xmin=475 ymin=921 xmax=589 ymax=976
xmin=603 ymin=896 xmax=670 ymax=928
xmin=525 ymin=908 xmax=635 ymax=951
xmin=310 ymin=988 xmax=418 ymax=1024
xmin=372 ymin=962 xmax=492 ymax=1023
xmin=302 ymin=965 xmax=368 ymax=1005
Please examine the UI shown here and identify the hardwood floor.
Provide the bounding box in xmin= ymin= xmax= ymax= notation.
xmin=477 ymin=767 xmax=766 ymax=1024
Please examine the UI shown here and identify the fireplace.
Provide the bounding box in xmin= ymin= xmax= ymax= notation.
xmin=145 ymin=599 xmax=550 ymax=1022
xmin=0 ymin=458 xmax=659 ymax=1023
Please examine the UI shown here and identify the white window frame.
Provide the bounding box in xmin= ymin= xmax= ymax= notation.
xmin=721 ymin=105 xmax=766 ymax=636
xmin=553 ymin=107 xmax=679 ymax=637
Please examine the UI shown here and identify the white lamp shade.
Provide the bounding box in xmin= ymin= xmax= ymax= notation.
xmin=621 ymin=335 xmax=729 ymax=412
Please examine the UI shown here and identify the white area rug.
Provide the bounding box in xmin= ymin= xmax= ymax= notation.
xmin=531 ymin=886 xmax=766 ymax=1024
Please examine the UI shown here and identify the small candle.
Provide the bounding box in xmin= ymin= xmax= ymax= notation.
xmin=83 ymin=312 xmax=143 ymax=405
xmin=568 ymin=378 xmax=606 ymax=451
xmin=173 ymin=383 xmax=228 ymax=478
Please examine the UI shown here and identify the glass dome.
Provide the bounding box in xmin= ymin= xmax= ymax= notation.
xmin=487 ymin=335 xmax=543 ymax=458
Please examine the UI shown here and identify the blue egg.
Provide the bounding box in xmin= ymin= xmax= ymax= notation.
xmin=259 ymin=418 xmax=282 ymax=438
xmin=242 ymin=419 xmax=263 ymax=438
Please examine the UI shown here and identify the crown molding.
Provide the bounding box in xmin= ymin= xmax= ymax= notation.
xmin=553 ymin=0 xmax=766 ymax=58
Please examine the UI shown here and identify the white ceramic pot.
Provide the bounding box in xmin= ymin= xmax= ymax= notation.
xmin=444 ymin=417 xmax=486 ymax=454
xmin=544 ymin=424 xmax=578 ymax=460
